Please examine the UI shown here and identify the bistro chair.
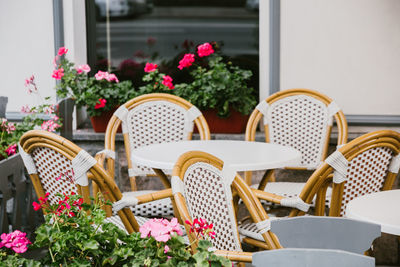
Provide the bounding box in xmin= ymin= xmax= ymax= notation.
xmin=96 ymin=93 xmax=210 ymax=218
xmin=245 ymin=88 xmax=348 ymax=209
xmin=269 ymin=216 xmax=380 ymax=254
xmin=170 ymin=150 xmax=283 ymax=264
xmin=252 ymin=248 xmax=375 ymax=267
xmin=252 ymin=130 xmax=400 ymax=217
xmin=18 ymin=130 xmax=177 ymax=234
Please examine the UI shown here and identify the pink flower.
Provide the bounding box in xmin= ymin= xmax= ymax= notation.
xmin=106 ymin=73 xmax=119 ymax=83
xmin=24 ymin=75 xmax=37 ymax=94
xmin=95 ymin=70 xmax=107 ymax=80
xmin=94 ymin=98 xmax=107 ymax=109
xmin=164 ymin=245 xmax=170 ymax=253
xmin=162 ymin=75 xmax=174 ymax=90
xmin=21 ymin=105 xmax=32 ymax=114
xmin=57 ymin=47 xmax=68 ymax=56
xmin=94 ymin=71 xmax=119 ymax=83
xmin=144 ymin=62 xmax=158 ymax=73
xmin=0 ymin=230 xmax=31 ymax=254
xmin=52 ymin=68 xmax=64 ymax=80
xmin=4 ymin=121 xmax=16 ymax=134
xmin=197 ymin=42 xmax=214 ymax=57
xmin=32 ymin=201 xmax=42 ymax=211
xmin=139 ymin=218 xmax=183 ymax=243
xmin=75 ymin=64 xmax=91 ymax=74
xmin=41 ymin=120 xmax=61 ymax=132
xmin=5 ymin=144 xmax=17 ymax=156
xmin=178 ymin=53 xmax=195 ymax=70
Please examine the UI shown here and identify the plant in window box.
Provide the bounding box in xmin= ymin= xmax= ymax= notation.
xmin=141 ymin=42 xmax=257 ymax=133
xmin=0 ymin=191 xmax=231 ymax=266
xmin=53 ymin=47 xmax=136 ymax=132
xmin=0 ymin=77 xmax=61 ymax=161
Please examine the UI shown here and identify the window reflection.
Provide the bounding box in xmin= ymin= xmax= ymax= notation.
xmin=91 ymin=0 xmax=259 ymax=93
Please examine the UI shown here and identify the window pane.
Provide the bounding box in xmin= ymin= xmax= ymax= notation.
xmin=90 ymin=0 xmax=259 ymax=94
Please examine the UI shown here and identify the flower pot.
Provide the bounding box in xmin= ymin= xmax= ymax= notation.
xmin=89 ymin=108 xmax=121 ymax=133
xmin=197 ymin=108 xmax=249 ymax=134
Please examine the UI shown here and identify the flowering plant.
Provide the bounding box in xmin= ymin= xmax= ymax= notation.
xmin=0 ymin=77 xmax=61 ymax=160
xmin=140 ymin=42 xmax=257 ymax=118
xmin=53 ymin=47 xmax=135 ymax=117
xmin=0 ymin=191 xmax=231 ymax=266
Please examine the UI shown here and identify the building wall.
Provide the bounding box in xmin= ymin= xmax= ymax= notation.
xmin=0 ymin=0 xmax=56 ymax=112
xmin=280 ymin=0 xmax=400 ymax=115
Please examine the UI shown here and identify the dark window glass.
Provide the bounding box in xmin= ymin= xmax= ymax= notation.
xmin=87 ymin=0 xmax=259 ymax=95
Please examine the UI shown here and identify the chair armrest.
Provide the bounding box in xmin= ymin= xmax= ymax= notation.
xmin=214 ymin=250 xmax=253 ymax=262
xmin=251 ymin=188 xmax=285 ymax=204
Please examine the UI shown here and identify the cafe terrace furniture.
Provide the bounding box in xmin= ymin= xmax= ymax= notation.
xmin=130 ymin=140 xmax=301 ymax=174
xmin=245 ymin=88 xmax=348 ymax=207
xmin=147 ymin=150 xmax=283 ymax=264
xmin=346 ymin=189 xmax=400 ymax=235
xmin=273 ymin=130 xmax=400 ymax=217
xmin=267 ymin=216 xmax=380 ymax=254
xmin=252 ymin=248 xmax=375 ymax=267
xmin=18 ymin=130 xmax=180 ymax=234
xmin=95 ymin=93 xmax=210 ymax=217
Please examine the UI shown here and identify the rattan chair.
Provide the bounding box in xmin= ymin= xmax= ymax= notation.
xmin=170 ymin=150 xmax=284 ymax=264
xmin=18 ymin=129 xmax=176 ymax=234
xmin=96 ymin=93 xmax=210 ymax=218
xmin=252 ymin=130 xmax=400 ymax=217
xmin=245 ymin=88 xmax=348 ymax=208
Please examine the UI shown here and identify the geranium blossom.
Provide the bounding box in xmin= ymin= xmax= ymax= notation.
xmin=41 ymin=119 xmax=61 ymax=132
xmin=24 ymin=75 xmax=38 ymax=94
xmin=94 ymin=98 xmax=107 ymax=109
xmin=178 ymin=53 xmax=195 ymax=70
xmin=185 ymin=218 xmax=215 ymax=239
xmin=197 ymin=42 xmax=214 ymax=57
xmin=32 ymin=192 xmax=50 ymax=211
xmin=0 ymin=230 xmax=31 ymax=253
xmin=52 ymin=68 xmax=64 ymax=80
xmin=5 ymin=144 xmax=17 ymax=156
xmin=144 ymin=62 xmax=158 ymax=73
xmin=57 ymin=47 xmax=68 ymax=56
xmin=95 ymin=71 xmax=119 ymax=83
xmin=139 ymin=218 xmax=183 ymax=242
xmin=162 ymin=75 xmax=174 ymax=89
xmin=1 ymin=119 xmax=16 ymax=134
xmin=75 ymin=64 xmax=91 ymax=74
xmin=21 ymin=105 xmax=32 ymax=114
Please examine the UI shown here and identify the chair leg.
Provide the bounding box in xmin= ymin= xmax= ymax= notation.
xmin=258 ymin=169 xmax=275 ymax=191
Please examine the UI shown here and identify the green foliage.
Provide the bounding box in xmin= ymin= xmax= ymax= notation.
xmin=55 ymin=58 xmax=136 ymax=117
xmin=1 ymin=193 xmax=231 ymax=266
xmin=175 ymin=55 xmax=257 ymax=117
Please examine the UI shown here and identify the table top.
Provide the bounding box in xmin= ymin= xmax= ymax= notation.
xmin=131 ymin=140 xmax=302 ymax=171
xmin=345 ymin=190 xmax=400 ymax=235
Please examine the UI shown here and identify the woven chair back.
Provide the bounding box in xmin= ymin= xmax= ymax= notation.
xmin=172 ymin=151 xmax=282 ymax=252
xmin=246 ymin=89 xmax=348 ymax=170
xmin=19 ymin=130 xmax=140 ymax=233
xmin=103 ymin=93 xmax=210 ymax=179
xmin=290 ymin=130 xmax=400 ymax=217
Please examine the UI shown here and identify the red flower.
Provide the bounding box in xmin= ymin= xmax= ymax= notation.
xmin=178 ymin=53 xmax=195 ymax=70
xmin=94 ymin=98 xmax=106 ymax=109
xmin=144 ymin=62 xmax=158 ymax=73
xmin=57 ymin=47 xmax=68 ymax=56
xmin=197 ymin=42 xmax=214 ymax=57
xmin=52 ymin=68 xmax=64 ymax=80
xmin=162 ymin=75 xmax=174 ymax=89
xmin=185 ymin=218 xmax=215 ymax=239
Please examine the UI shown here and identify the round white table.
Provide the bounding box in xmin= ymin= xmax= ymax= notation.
xmin=346 ymin=190 xmax=400 ymax=235
xmin=132 ymin=140 xmax=301 ymax=172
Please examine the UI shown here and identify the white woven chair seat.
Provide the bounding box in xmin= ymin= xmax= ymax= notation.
xmin=253 ymin=182 xmax=332 ymax=207
xmin=104 ymin=215 xmax=189 ymax=243
xmin=122 ymin=190 xmax=174 ymax=217
xmin=238 ymin=217 xmax=279 ymax=242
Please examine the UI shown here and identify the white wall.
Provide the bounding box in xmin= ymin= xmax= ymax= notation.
xmin=259 ymin=0 xmax=270 ymax=101
xmin=0 ymin=0 xmax=56 ymax=112
xmin=280 ymin=0 xmax=400 ymax=115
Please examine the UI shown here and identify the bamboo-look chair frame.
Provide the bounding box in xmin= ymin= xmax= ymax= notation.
xmin=172 ymin=151 xmax=282 ymax=263
xmin=244 ymin=88 xmax=348 ymax=186
xmin=97 ymin=93 xmax=211 ymax=192
xmin=250 ymin=130 xmax=400 ymax=218
xmin=19 ymin=130 xmax=173 ymax=233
